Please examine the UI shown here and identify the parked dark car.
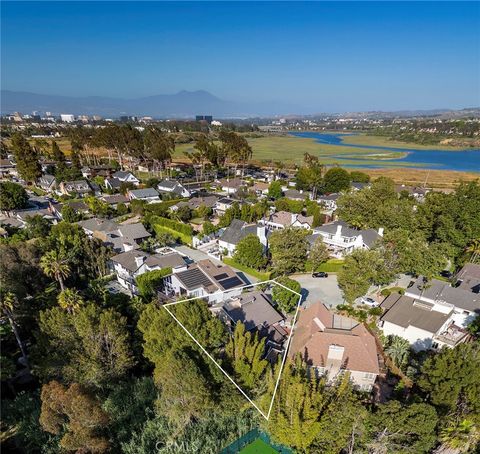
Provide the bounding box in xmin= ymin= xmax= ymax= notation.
xmin=312 ymin=272 xmax=328 ymax=278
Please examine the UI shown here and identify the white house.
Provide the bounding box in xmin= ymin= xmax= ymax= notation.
xmin=259 ymin=211 xmax=313 ymax=231
xmin=127 ymin=188 xmax=160 ymax=203
xmin=111 ymin=250 xmax=186 ymax=294
xmin=316 ymin=193 xmax=340 ymax=211
xmin=164 ymin=259 xmax=246 ymax=303
xmin=157 ymin=179 xmax=191 ymax=198
xmin=112 ymin=171 xmax=140 ymax=186
xmin=379 ymin=293 xmax=475 ymax=352
xmin=310 ymin=220 xmax=383 ymax=258
xmin=217 ymin=178 xmax=244 ymax=195
xmin=218 ymin=219 xmax=269 ymax=256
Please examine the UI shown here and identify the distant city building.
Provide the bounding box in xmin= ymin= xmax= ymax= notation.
xmin=196 ymin=115 xmax=213 ymax=124
xmin=60 ymin=114 xmax=75 ymax=122
xmin=92 ymin=115 xmax=102 ymax=121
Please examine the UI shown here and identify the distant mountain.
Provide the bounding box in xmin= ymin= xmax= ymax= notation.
xmin=0 ymin=90 xmax=298 ymax=118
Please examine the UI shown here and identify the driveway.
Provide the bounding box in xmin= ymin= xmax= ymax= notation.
xmin=172 ymin=244 xmax=257 ymax=284
xmin=292 ymin=273 xmax=345 ymax=308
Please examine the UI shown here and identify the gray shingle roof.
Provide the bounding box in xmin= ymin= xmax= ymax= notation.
xmin=223 ymin=291 xmax=284 ymax=331
xmin=128 ymin=188 xmax=159 ymax=199
xmin=219 ymin=219 xmax=257 ymax=245
xmin=406 ymin=276 xmax=480 ymax=313
xmin=380 ymin=293 xmax=452 ymax=333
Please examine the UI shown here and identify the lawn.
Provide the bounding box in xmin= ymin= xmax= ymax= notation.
xmin=305 ymin=258 xmax=345 ymax=273
xmin=341 ymin=133 xmax=471 ymax=151
xmin=239 ymin=438 xmax=279 ymax=454
xmin=222 ymin=258 xmax=271 ymax=281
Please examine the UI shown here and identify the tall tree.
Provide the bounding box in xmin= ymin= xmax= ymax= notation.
xmin=419 ymin=343 xmax=480 ymax=415
xmin=40 ymin=381 xmax=110 ymax=453
xmin=271 ymin=277 xmax=301 ymax=313
xmin=233 ymin=234 xmax=267 ymax=270
xmin=269 ymin=228 xmax=309 ymax=275
xmin=144 ymin=126 xmax=174 ymax=174
xmin=323 ymin=167 xmax=351 ymax=193
xmin=40 ymin=250 xmax=71 ymax=291
xmin=309 ymin=236 xmax=329 ymax=272
xmin=0 ymin=182 xmax=29 ymax=211
xmin=10 ymin=133 xmax=41 ymax=183
xmin=36 ymin=304 xmax=134 ymax=387
xmin=0 ymin=292 xmax=29 ymax=370
xmin=225 ymin=322 xmax=269 ymax=391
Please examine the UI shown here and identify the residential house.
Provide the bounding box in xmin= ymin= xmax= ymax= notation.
xmin=58 ymin=180 xmax=92 ymax=197
xmin=310 ymin=220 xmax=383 ymax=257
xmin=395 ymin=185 xmax=430 ymax=201
xmin=0 ymin=159 xmax=17 ymax=178
xmin=252 ymin=181 xmax=270 ymax=196
xmin=213 ymin=197 xmax=243 ymax=216
xmin=260 ymin=211 xmax=314 ymax=231
xmin=157 ymin=179 xmax=191 ymax=198
xmin=171 ymin=195 xmax=219 ymax=212
xmin=284 ymin=189 xmax=308 ymax=201
xmin=111 ymin=250 xmax=186 ymax=294
xmin=316 ymin=193 xmax=340 ymax=211
xmin=77 ymin=218 xmax=151 ymax=252
xmin=404 ymin=276 xmax=480 ymax=327
xmin=217 ymin=178 xmax=244 ymax=195
xmin=351 ymin=182 xmax=370 ymax=191
xmin=379 ymin=291 xmax=475 ymax=351
xmin=218 ymin=219 xmax=269 ymax=256
xmin=219 ymin=291 xmax=287 ymax=348
xmin=455 ymin=263 xmax=480 ymax=293
xmin=127 ymin=188 xmax=160 ymax=203
xmin=290 ymin=302 xmax=380 ymax=392
xmin=51 ymin=200 xmax=89 ymax=219
xmin=104 ymin=177 xmax=123 ymax=191
xmin=112 ymin=171 xmax=140 ymax=186
xmin=165 ymin=259 xmax=246 ymax=303
xmin=100 ymin=194 xmax=130 ymax=209
xmin=37 ymin=174 xmax=57 ymax=192
xmin=81 ymin=165 xmax=113 ymax=179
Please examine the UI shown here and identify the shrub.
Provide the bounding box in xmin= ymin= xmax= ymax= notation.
xmin=136 ymin=268 xmax=172 ymax=299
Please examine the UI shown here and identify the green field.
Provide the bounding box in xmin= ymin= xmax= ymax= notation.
xmin=239 ymin=438 xmax=279 ymax=454
xmin=222 ymin=258 xmax=271 ymax=281
xmin=174 ymin=135 xmax=423 ymax=168
xmin=341 ymin=133 xmax=470 ymax=151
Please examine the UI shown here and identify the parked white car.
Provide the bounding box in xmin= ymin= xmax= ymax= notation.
xmin=359 ymin=296 xmax=379 ymax=307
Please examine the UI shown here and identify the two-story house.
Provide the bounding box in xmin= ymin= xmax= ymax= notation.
xmin=290 ymin=302 xmax=380 ymax=392
xmin=112 ymin=171 xmax=140 ymax=186
xmin=310 ymin=220 xmax=383 ymax=257
xmin=218 ymin=219 xmax=269 ymax=256
xmin=157 ymin=179 xmax=191 ymax=198
xmin=111 ymin=250 xmax=186 ymax=294
xmin=379 ymin=276 xmax=480 ymax=351
xmin=164 ymin=259 xmax=246 ymax=303
xmin=259 ymin=211 xmax=314 ymax=231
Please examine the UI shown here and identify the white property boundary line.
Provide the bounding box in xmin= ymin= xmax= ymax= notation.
xmin=162 ymin=279 xmax=303 ymax=421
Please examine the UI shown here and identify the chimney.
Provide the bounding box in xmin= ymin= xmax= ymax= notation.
xmin=378 ymin=227 xmax=384 ymax=237
xmin=257 ymin=225 xmax=267 ymax=247
xmin=327 ymin=344 xmax=345 ymax=362
xmin=134 ymin=255 xmax=146 ymax=268
xmin=291 ymin=213 xmax=296 ymax=224
xmin=335 ymin=224 xmax=342 ymax=236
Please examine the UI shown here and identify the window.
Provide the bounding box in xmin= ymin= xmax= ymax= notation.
xmin=363 ymin=372 xmax=375 ymax=380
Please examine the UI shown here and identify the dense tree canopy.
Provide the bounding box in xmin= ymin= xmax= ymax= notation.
xmin=269 ymin=228 xmax=309 ymax=275
xmin=0 ymin=181 xmax=29 ymax=211
xmin=233 ymin=234 xmax=267 ymax=270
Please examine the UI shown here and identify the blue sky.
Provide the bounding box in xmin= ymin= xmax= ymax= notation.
xmin=2 ymin=1 xmax=479 ymax=112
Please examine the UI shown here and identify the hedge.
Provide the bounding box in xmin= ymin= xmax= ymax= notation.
xmin=136 ymin=267 xmax=172 ymax=299
xmin=154 ymin=225 xmax=192 ymax=245
xmin=150 ymin=215 xmax=193 ymax=236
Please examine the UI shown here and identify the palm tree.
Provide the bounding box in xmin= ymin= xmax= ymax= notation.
xmin=57 ymin=288 xmax=85 ymax=314
xmin=438 ymin=419 xmax=479 ymax=454
xmin=384 ymin=335 xmax=410 ymax=368
xmin=40 ymin=250 xmax=71 ymax=291
xmin=1 ymin=292 xmax=29 ymax=370
xmin=465 ymin=239 xmax=480 ymax=264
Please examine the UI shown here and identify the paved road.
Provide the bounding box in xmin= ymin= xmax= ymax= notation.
xmin=172 ymin=244 xmax=258 ymax=284
xmin=292 ymin=273 xmax=345 ymax=308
